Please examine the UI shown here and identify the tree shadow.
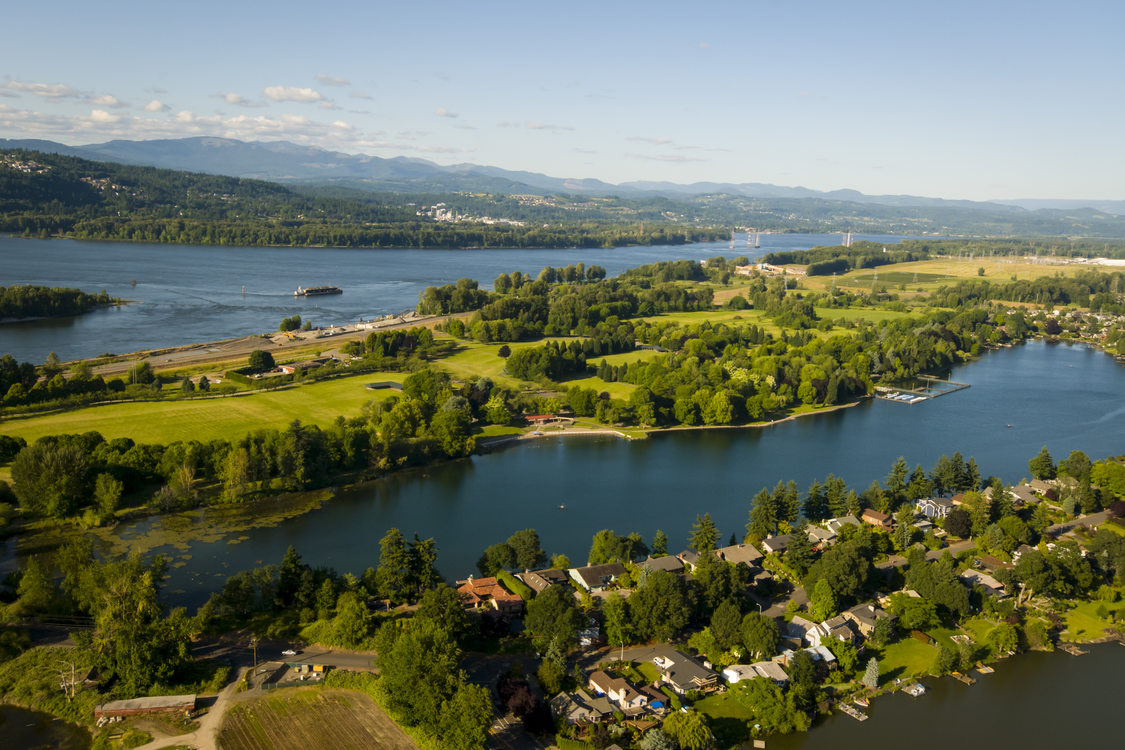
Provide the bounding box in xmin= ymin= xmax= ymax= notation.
xmin=880 ymin=665 xmax=905 ymax=685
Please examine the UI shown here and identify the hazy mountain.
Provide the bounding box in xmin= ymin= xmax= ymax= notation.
xmin=0 ymin=137 xmax=1114 ymax=216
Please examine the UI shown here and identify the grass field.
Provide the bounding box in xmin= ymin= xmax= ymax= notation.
xmin=878 ymin=637 xmax=938 ymax=680
xmin=218 ymin=688 xmax=415 ymax=750
xmin=805 ymin=257 xmax=1116 ymax=295
xmin=1062 ymin=597 xmax=1125 ymax=640
xmin=0 ymin=374 xmax=403 ymax=445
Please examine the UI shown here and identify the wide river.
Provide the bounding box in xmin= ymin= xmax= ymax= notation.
xmin=0 ymin=232 xmax=921 ymax=363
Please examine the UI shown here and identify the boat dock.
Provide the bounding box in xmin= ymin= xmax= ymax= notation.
xmin=1059 ymin=642 xmax=1088 ymax=656
xmin=951 ymin=672 xmax=977 ymax=685
xmin=902 ymin=682 xmax=927 ymax=697
xmin=875 ymin=375 xmax=970 ymax=404
xmin=838 ymin=702 xmax=868 ymax=721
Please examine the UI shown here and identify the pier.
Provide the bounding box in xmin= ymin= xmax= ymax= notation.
xmin=875 ymin=375 xmax=970 ymax=404
xmin=838 ymin=702 xmax=868 ymax=721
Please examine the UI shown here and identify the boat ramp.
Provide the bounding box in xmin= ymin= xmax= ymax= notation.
xmin=875 ymin=375 xmax=970 ymax=404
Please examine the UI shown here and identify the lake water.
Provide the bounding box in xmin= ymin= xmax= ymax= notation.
xmin=80 ymin=339 xmax=1120 ymax=610
xmin=0 ymin=232 xmax=920 ymax=363
xmin=1 ymin=704 xmax=90 ymax=750
xmin=769 ymin=643 xmax=1125 ymax=749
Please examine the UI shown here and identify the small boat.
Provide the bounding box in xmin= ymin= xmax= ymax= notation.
xmin=558 ymin=504 xmax=566 ymax=510
xmin=903 ymin=683 xmax=927 ymax=697
xmin=854 ymin=697 xmax=870 ymax=708
xmin=294 ymin=285 xmax=342 ymax=297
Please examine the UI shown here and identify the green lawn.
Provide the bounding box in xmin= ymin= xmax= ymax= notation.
xmin=960 ymin=616 xmax=996 ymax=646
xmin=1062 ymin=598 xmax=1125 ymax=640
xmin=814 ymin=307 xmax=913 ymax=324
xmin=0 ymin=374 xmax=403 ymax=444
xmin=634 ymin=660 xmax=661 ymax=684
xmin=694 ymin=693 xmax=754 ymax=746
xmin=878 ymin=637 xmax=938 ymax=680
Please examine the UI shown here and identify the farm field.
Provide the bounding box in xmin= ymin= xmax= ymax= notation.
xmin=218 ymin=688 xmax=416 ymax=750
xmin=0 ymin=374 xmax=403 ymax=445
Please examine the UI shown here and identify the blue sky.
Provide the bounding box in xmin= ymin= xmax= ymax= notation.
xmin=1 ymin=0 xmax=1122 ymax=200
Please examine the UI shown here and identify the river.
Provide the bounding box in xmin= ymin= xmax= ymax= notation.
xmin=0 ymin=232 xmax=923 ymax=363
xmin=769 ymin=642 xmax=1125 ymax=749
xmin=54 ymin=339 xmax=1117 ymax=610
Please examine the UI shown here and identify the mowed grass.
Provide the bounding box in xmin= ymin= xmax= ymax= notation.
xmin=0 ymin=374 xmax=403 ymax=444
xmin=218 ymin=688 xmax=416 ymax=750
xmin=879 ymin=637 xmax=938 ymax=680
xmin=1062 ymin=596 xmax=1125 ymax=641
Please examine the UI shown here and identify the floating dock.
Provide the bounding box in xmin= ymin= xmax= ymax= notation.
xmin=875 ymin=375 xmax=970 ymax=404
xmin=838 ymin=702 xmax=868 ymax=721
xmin=951 ymin=672 xmax=977 ymax=685
xmin=902 ymin=682 xmax=927 ymax=697
xmin=1059 ymin=642 xmax=1088 ymax=656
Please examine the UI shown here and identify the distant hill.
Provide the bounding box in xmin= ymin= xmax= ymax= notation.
xmin=2 ymin=136 xmax=1114 ymax=216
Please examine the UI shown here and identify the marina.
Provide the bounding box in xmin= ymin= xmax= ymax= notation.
xmin=875 ymin=375 xmax=971 ymax=404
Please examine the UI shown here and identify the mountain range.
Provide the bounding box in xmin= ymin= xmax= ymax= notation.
xmin=3 ymin=136 xmax=1121 ymax=216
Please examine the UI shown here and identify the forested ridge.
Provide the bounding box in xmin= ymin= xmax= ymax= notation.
xmin=0 ymin=149 xmax=724 ymax=249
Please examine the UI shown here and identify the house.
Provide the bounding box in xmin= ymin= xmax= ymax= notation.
xmin=519 ymin=568 xmax=569 ymax=594
xmin=786 ymin=615 xmax=817 ymax=645
xmin=640 ymin=555 xmax=685 ymax=574
xmin=589 ymin=670 xmax=647 ymax=710
xmin=1012 ymin=543 xmax=1036 ymax=562
xmin=861 ymin=508 xmax=893 ymax=531
xmin=806 ymin=525 xmax=837 ymax=547
xmin=760 ymin=534 xmax=793 ymax=555
xmin=1029 ymin=479 xmax=1053 ymax=495
xmin=724 ymin=661 xmax=789 ymax=685
xmin=716 ymin=543 xmax=764 ymax=566
xmin=781 ymin=646 xmax=837 ymax=668
xmin=960 ymin=568 xmax=1005 ymax=595
xmin=1010 ymin=484 xmax=1039 ymax=506
xmin=455 ymin=576 xmax=524 ymax=616
xmin=569 ymin=563 xmax=627 ymax=592
xmin=549 ymin=689 xmax=613 ymax=724
xmin=677 ymin=550 xmax=700 ymax=570
xmin=915 ymin=497 xmax=954 ymax=520
xmin=639 ymin=685 xmax=668 ymax=712
xmin=652 ymin=651 xmax=720 ymax=695
xmin=807 ymin=615 xmax=860 ymax=647
xmin=842 ymin=602 xmax=893 ymax=637
xmin=824 ymin=515 xmax=861 ymax=535
xmin=578 ymin=627 xmax=602 ymax=648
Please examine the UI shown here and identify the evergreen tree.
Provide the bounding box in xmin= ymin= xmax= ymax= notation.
xmin=862 ymin=656 xmax=879 ymax=689
xmin=689 ymin=513 xmax=720 ymax=553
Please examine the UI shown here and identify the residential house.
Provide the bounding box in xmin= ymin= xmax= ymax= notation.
xmin=960 ymin=568 xmax=1005 ymax=595
xmin=1029 ymin=479 xmax=1053 ymax=495
xmin=824 ymin=515 xmax=861 ymax=535
xmin=589 ymin=670 xmax=647 ymax=711
xmin=915 ymin=497 xmax=954 ymax=520
xmin=677 ymin=550 xmax=700 ymax=571
xmin=652 ymin=651 xmax=720 ymax=695
xmin=806 ymin=525 xmax=837 ymax=548
xmin=578 ymin=626 xmax=602 ymax=648
xmin=786 ymin=615 xmax=817 ymax=645
xmin=569 ymin=563 xmax=627 ymax=592
xmin=519 ymin=568 xmax=569 ymax=594
xmin=716 ymin=543 xmax=764 ymax=566
xmin=723 ymin=661 xmax=789 ymax=685
xmin=640 ymin=555 xmax=685 ymax=574
xmin=861 ymin=508 xmax=893 ymax=531
xmin=455 ymin=576 xmax=524 ymax=616
xmin=1012 ymin=544 xmax=1036 ymax=562
xmin=842 ymin=602 xmax=893 ymax=637
xmin=549 ymin=689 xmax=613 ymax=724
xmin=760 ymin=534 xmax=793 ymax=555
xmin=807 ymin=615 xmax=860 ymax=647
xmin=1010 ymin=484 xmax=1039 ymax=506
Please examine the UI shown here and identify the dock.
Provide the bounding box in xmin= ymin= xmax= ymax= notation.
xmin=1059 ymin=642 xmax=1088 ymax=656
xmin=902 ymin=682 xmax=927 ymax=697
xmin=951 ymin=671 xmax=976 ymax=685
xmin=875 ymin=375 xmax=970 ymax=404
xmin=838 ymin=702 xmax=868 ymax=721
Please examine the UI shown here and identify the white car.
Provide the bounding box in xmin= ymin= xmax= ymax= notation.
xmin=282 ymin=649 xmax=297 ymax=656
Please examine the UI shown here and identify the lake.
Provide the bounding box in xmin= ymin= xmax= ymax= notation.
xmin=0 ymin=232 xmax=923 ymax=363
xmin=0 ymin=705 xmax=90 ymax=750
xmin=69 ymin=338 xmax=1121 ymax=610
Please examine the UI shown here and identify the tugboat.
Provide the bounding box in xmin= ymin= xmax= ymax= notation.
xmin=294 ymin=285 xmax=342 ymax=297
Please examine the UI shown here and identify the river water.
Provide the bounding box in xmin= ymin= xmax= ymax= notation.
xmin=0 ymin=705 xmax=90 ymax=750
xmin=0 ymin=233 xmax=919 ymax=363
xmin=76 ymin=339 xmax=1118 ymax=610
xmin=769 ymin=643 xmax=1125 ymax=750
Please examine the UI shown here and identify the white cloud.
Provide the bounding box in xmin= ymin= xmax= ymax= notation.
xmin=524 ymin=120 xmax=574 ymax=131
xmin=5 ymin=80 xmax=82 ymax=101
xmin=627 ymin=152 xmax=705 ymax=163
xmin=89 ymin=94 xmax=127 ymax=108
xmin=90 ymin=109 xmax=120 ymax=123
xmin=348 ymin=91 xmax=374 ymax=100
xmin=318 ymin=101 xmax=339 ymax=110
xmin=144 ymin=99 xmax=169 ymax=112
xmin=434 ymin=107 xmax=457 ymax=118
xmin=628 ymin=136 xmax=673 ymax=145
xmin=331 ymin=120 xmax=354 ymax=131
xmin=264 ymin=86 xmax=325 ymax=103
xmin=315 ymin=75 xmax=350 ymax=86
xmin=221 ymin=92 xmax=266 ymax=108
xmin=418 ymin=145 xmax=471 ymax=154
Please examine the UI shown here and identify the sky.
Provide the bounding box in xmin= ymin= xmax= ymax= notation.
xmin=1 ymin=0 xmax=1122 ymax=201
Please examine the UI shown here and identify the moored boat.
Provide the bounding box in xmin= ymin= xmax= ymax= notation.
xmin=294 ymin=285 xmax=342 ymax=296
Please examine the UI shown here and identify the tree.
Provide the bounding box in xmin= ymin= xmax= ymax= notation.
xmin=862 ymin=657 xmax=879 ymax=689
xmin=332 ymin=591 xmax=371 ymax=646
xmin=639 ymin=728 xmax=677 ymax=750
xmin=690 ymin=513 xmax=720 ymax=553
xmin=710 ymin=599 xmax=742 ymax=651
xmin=11 ymin=438 xmax=94 ymax=517
xmin=525 ymin=584 xmax=583 ymax=652
xmin=889 ymin=593 xmax=938 ymax=630
xmin=740 ymin=611 xmax=780 ymax=659
xmin=416 ymin=584 xmax=472 ymax=644
xmin=652 ymin=529 xmax=669 ymax=556
xmin=944 ymin=507 xmax=972 ymax=538
xmin=1028 ymin=446 xmax=1056 ymax=480
xmin=430 ymin=407 xmax=474 ymax=458
xmin=602 ymin=593 xmax=634 ymax=648
xmin=785 ymin=526 xmax=817 ymax=577
xmin=506 ymin=528 xmax=546 ymax=570
xmin=629 ymin=570 xmax=693 ymax=642
xmin=247 ymin=349 xmax=275 ymax=373
xmin=988 ymin=622 xmax=1019 ymax=654
xmin=809 ymin=578 xmax=837 ymax=621
xmin=375 ymin=618 xmax=461 ymax=729
xmin=439 ymin=682 xmax=492 ymax=750
xmin=663 ymin=710 xmax=713 ymax=750
xmin=93 ymin=472 xmax=123 ymax=518
xmin=477 ymin=542 xmax=516 ymax=577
